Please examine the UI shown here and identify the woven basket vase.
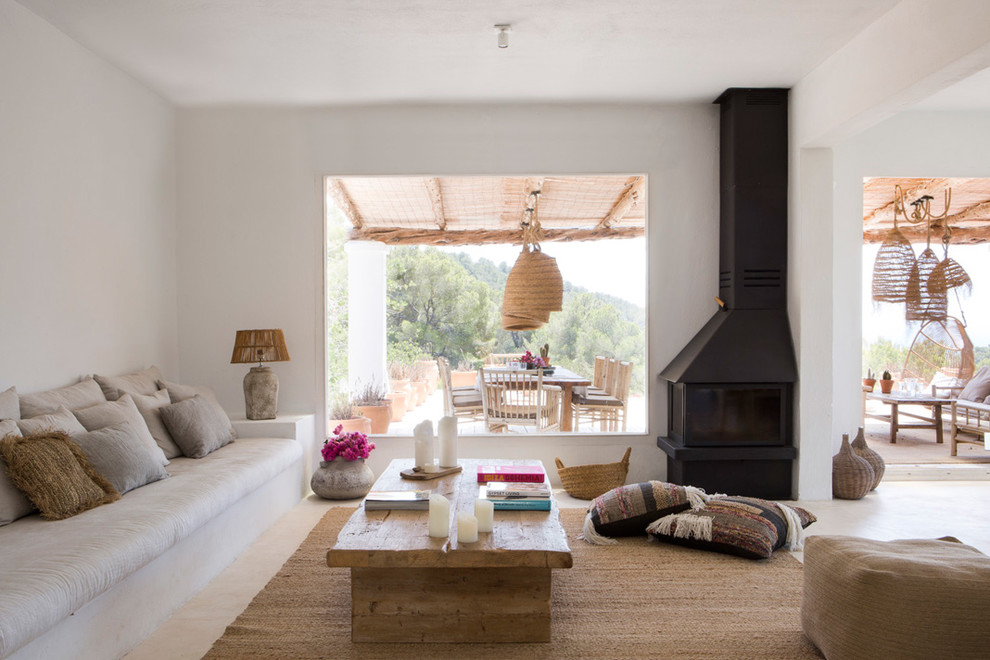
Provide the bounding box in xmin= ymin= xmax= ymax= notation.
xmin=850 ymin=426 xmax=885 ymax=490
xmin=555 ymin=447 xmax=631 ymax=500
xmin=832 ymin=434 xmax=874 ymax=500
xmin=501 ymin=248 xmax=564 ymax=330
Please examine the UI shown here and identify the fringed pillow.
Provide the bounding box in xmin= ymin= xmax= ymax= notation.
xmin=579 ymin=480 xmax=713 ymax=545
xmin=646 ymin=496 xmax=816 ymax=559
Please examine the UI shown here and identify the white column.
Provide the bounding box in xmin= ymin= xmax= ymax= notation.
xmin=345 ymin=241 xmax=389 ymax=395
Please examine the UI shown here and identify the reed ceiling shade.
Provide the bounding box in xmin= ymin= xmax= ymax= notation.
xmin=871 ymin=227 xmax=916 ymax=303
xmin=501 ymin=248 xmax=564 ymax=330
xmin=327 ymin=175 xmax=646 ymax=246
xmin=231 ymin=329 xmax=291 ymax=365
xmin=863 ymin=177 xmax=990 ymax=244
xmin=905 ymin=247 xmax=946 ymax=321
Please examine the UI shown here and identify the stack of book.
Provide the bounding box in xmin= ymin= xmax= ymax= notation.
xmin=476 ymin=465 xmax=546 ymax=483
xmin=363 ymin=490 xmax=431 ymax=511
xmin=479 ymin=481 xmax=552 ymax=511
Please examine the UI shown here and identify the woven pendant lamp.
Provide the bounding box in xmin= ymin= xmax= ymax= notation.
xmin=927 ymin=257 xmax=972 ymax=297
xmin=905 ymin=247 xmax=946 ymax=321
xmin=871 ymin=226 xmax=916 ymax=303
xmin=501 ymin=247 xmax=563 ymax=330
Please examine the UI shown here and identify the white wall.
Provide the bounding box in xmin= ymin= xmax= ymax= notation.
xmin=176 ymin=103 xmax=720 ymax=483
xmin=831 ymin=109 xmax=990 ymax=446
xmin=0 ymin=0 xmax=178 ymax=394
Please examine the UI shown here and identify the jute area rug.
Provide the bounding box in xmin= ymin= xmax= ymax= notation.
xmin=205 ymin=508 xmax=822 ymax=659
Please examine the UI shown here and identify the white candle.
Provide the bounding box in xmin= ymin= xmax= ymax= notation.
xmin=438 ymin=416 xmax=458 ymax=468
xmin=457 ymin=511 xmax=478 ymax=543
xmin=428 ymin=494 xmax=450 ymax=538
xmin=474 ymin=498 xmax=494 ymax=533
xmin=413 ymin=420 xmax=435 ymax=470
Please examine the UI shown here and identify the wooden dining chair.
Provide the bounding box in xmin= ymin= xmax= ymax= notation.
xmin=573 ymin=360 xmax=633 ymax=431
xmin=437 ymin=357 xmax=484 ymax=424
xmin=479 ymin=367 xmax=562 ymax=433
xmin=486 ymin=353 xmax=520 ymax=366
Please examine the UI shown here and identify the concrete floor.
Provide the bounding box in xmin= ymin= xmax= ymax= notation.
xmin=125 ymin=481 xmax=990 ymax=660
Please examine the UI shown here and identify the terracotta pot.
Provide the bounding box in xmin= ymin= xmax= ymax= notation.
xmin=417 ymin=360 xmax=440 ymax=391
xmin=413 ymin=379 xmax=431 ymax=405
xmin=863 ymin=378 xmax=876 ymax=391
xmin=450 ymin=370 xmax=478 ymax=389
xmin=391 ymin=378 xmax=410 ymax=394
xmin=879 ymin=379 xmax=895 ymax=394
xmin=406 ymin=382 xmax=420 ymax=408
xmin=310 ymin=457 xmax=375 ymax=500
xmin=386 ymin=391 xmax=407 ymax=422
xmin=328 ymin=416 xmax=372 ymax=435
xmin=356 ymin=403 xmax=392 ymax=434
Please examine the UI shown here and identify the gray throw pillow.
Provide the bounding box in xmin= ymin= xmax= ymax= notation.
xmin=158 ymin=379 xmax=236 ymax=439
xmin=73 ymin=395 xmax=168 ymax=466
xmin=17 ymin=406 xmax=88 ymax=437
xmin=129 ymin=389 xmax=182 ymax=459
xmin=159 ymin=395 xmax=234 ymax=458
xmin=0 ymin=387 xmax=19 ymax=420
xmin=93 ymin=366 xmax=164 ymax=401
xmin=0 ymin=420 xmax=34 ymax=526
xmin=959 ymin=366 xmax=990 ymax=402
xmin=19 ymin=378 xmax=106 ymax=418
xmin=73 ymin=422 xmax=169 ymax=494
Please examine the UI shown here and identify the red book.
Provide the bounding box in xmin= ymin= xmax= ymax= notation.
xmin=476 ymin=465 xmax=546 ymax=483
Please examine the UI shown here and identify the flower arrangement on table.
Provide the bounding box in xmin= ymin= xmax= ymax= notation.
xmin=519 ymin=351 xmax=548 ymax=369
xmin=321 ymin=424 xmax=376 ymax=462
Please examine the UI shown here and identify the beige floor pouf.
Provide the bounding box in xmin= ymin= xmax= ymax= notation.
xmin=802 ymin=535 xmax=990 ymax=660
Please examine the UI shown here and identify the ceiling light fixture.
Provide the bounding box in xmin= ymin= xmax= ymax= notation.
xmin=495 ymin=24 xmax=511 ymax=49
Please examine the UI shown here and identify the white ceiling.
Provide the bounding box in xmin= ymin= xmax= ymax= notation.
xmin=913 ymin=66 xmax=990 ymax=111
xmin=17 ymin=0 xmax=906 ymax=106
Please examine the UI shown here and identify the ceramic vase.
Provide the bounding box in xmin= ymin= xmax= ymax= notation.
xmin=311 ymin=457 xmax=375 ymax=500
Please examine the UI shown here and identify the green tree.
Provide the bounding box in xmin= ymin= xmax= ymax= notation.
xmin=862 ymin=338 xmax=908 ymax=377
xmin=325 ymin=207 xmax=349 ymax=395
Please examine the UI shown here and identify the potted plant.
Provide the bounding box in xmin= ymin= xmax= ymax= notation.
xmin=451 ymin=360 xmax=480 ymax=388
xmin=879 ymin=370 xmax=895 ymax=394
xmin=863 ymin=369 xmax=876 ymax=392
xmin=409 ymin=361 xmax=431 ymax=407
xmin=352 ymin=380 xmax=392 ymax=434
xmin=388 ymin=361 xmax=411 ymax=396
xmin=385 ymin=389 xmax=407 ymax=423
xmin=328 ymin=392 xmax=372 ymax=435
xmin=310 ymin=424 xmax=376 ymax=499
xmin=520 ymin=350 xmax=548 ymax=370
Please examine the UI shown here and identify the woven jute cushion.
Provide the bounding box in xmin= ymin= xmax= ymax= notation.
xmin=0 ymin=430 xmax=119 ymax=520
xmin=802 ymin=535 xmax=990 ymax=660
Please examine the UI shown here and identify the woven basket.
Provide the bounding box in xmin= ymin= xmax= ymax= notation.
xmin=832 ymin=434 xmax=874 ymax=500
xmin=850 ymin=427 xmax=885 ymax=490
xmin=554 ymin=447 xmax=631 ymax=500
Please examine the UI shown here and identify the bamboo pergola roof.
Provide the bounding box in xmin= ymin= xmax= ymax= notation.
xmin=863 ymin=177 xmax=990 ymax=244
xmin=327 ymin=175 xmax=646 ymax=246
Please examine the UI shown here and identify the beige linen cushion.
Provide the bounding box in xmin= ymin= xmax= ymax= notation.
xmin=802 ymin=535 xmax=990 ymax=660
xmin=18 ymin=378 xmax=106 ymax=419
xmin=72 ymin=395 xmax=168 ymax=466
xmin=93 ymin=366 xmax=164 ymax=401
xmin=159 ymin=395 xmax=234 ymax=458
xmin=158 ymin=379 xmax=236 ymax=439
xmin=72 ymin=422 xmax=169 ymax=494
xmin=17 ymin=406 xmax=88 ymax=437
xmin=129 ymin=389 xmax=182 ymax=459
xmin=959 ymin=365 xmax=990 ymax=402
xmin=0 ymin=387 xmax=19 ymax=420
xmin=0 ymin=420 xmax=35 ymax=526
xmin=0 ymin=431 xmax=119 ymax=520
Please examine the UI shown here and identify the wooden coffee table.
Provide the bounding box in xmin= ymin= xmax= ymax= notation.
xmin=326 ymin=458 xmax=573 ymax=643
xmin=865 ymin=392 xmax=947 ymax=444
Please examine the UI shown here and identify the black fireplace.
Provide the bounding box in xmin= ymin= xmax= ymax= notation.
xmin=657 ymin=88 xmax=797 ymax=500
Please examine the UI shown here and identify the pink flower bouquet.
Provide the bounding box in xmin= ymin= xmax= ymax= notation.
xmin=321 ymin=424 xmax=376 ymax=462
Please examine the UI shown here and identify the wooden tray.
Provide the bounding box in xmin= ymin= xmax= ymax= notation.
xmin=400 ymin=465 xmax=463 ymax=481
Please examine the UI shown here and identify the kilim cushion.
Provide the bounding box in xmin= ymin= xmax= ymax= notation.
xmin=579 ymin=480 xmax=711 ymax=545
xmin=646 ymin=496 xmax=816 ymax=559
xmin=802 ymin=535 xmax=990 ymax=660
xmin=0 ymin=430 xmax=119 ymax=520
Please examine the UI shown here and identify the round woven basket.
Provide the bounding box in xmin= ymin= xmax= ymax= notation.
xmin=832 ymin=434 xmax=874 ymax=500
xmin=554 ymin=447 xmax=631 ymax=500
xmin=850 ymin=427 xmax=885 ymax=490
xmin=501 ymin=247 xmax=563 ymax=329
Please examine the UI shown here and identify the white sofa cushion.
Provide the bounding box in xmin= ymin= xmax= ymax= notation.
xmin=0 ymin=421 xmax=33 ymax=526
xmin=17 ymin=406 xmax=87 ymax=437
xmin=18 ymin=378 xmax=105 ymax=419
xmin=93 ymin=366 xmax=164 ymax=401
xmin=129 ymin=389 xmax=183 ymax=459
xmin=0 ymin=387 xmax=19 ymax=421
xmin=73 ymin=395 xmax=168 ymax=467
xmin=0 ymin=436 xmax=301 ymax=659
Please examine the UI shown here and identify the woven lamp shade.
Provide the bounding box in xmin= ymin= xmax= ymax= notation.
xmin=927 ymin=257 xmax=972 ymax=297
xmin=905 ymin=248 xmax=946 ymax=321
xmin=231 ymin=329 xmax=291 ymax=364
xmin=871 ymin=228 xmax=916 ymax=303
xmin=501 ymin=248 xmax=564 ymax=330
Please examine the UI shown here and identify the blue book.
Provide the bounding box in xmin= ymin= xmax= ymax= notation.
xmin=491 ymin=498 xmax=551 ymax=511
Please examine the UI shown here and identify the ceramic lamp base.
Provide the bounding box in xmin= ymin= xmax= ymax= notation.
xmin=244 ymin=366 xmax=278 ymax=420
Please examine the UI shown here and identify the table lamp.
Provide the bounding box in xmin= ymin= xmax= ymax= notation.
xmin=230 ymin=329 xmax=290 ymax=420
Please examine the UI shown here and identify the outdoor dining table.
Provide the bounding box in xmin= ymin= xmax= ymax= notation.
xmin=486 ymin=366 xmax=591 ymax=432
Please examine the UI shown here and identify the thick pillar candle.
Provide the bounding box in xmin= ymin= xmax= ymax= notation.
xmin=438 ymin=416 xmax=458 ymax=468
xmin=428 ymin=494 xmax=450 ymax=538
xmin=457 ymin=511 xmax=479 ymax=543
xmin=413 ymin=420 xmax=435 ymax=470
xmin=475 ymin=498 xmax=494 ymax=533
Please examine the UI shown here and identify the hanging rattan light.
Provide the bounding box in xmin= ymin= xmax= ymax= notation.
xmin=905 ymin=221 xmax=945 ymax=322
xmin=926 ymin=224 xmax=972 ymax=298
xmin=871 ymin=224 xmax=916 ymax=303
xmin=500 ymin=191 xmax=564 ymax=331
